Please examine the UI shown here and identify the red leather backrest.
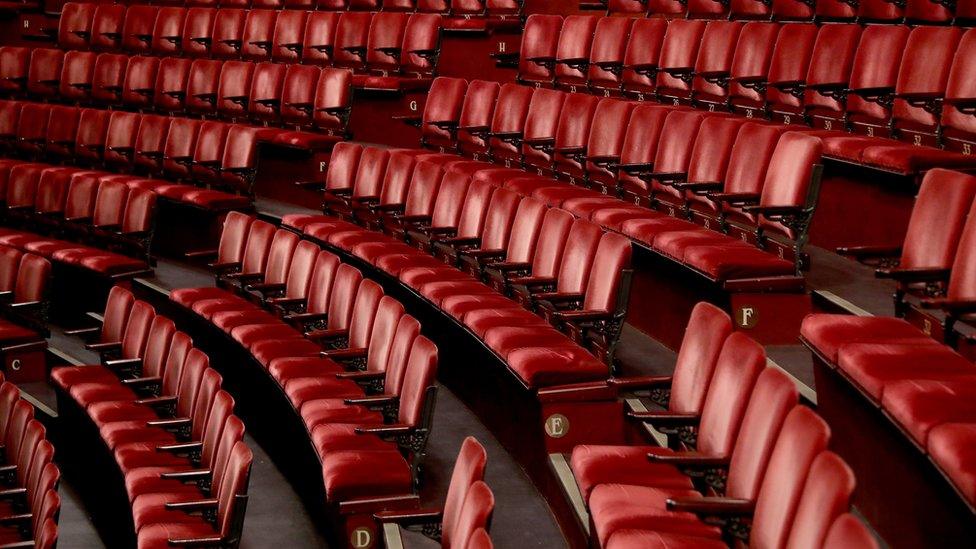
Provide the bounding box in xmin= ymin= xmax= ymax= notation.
xmin=805 ymin=23 xmax=861 ymax=91
xmin=656 ymin=20 xmax=706 ymax=94
xmin=59 ymin=3 xmax=96 ymax=50
xmin=531 ymin=208 xmax=574 ymax=279
xmin=6 ymin=165 xmax=40 ymax=209
xmin=480 ymin=187 xmax=520 ymax=251
xmin=190 ymin=369 xmax=223 ymax=440
xmin=765 ymin=24 xmax=818 ymax=108
xmin=312 ymin=68 xmax=352 ymax=133
xmin=142 ymin=316 xmax=176 ymax=379
xmin=182 ymin=8 xmax=217 ymax=58
xmin=554 ymin=15 xmax=599 ymax=86
xmin=210 ymin=415 xmax=245 ymax=477
xmin=365 ymin=296 xmax=405 ymax=374
xmin=621 ymin=18 xmax=667 ymax=96
xmin=585 ymin=99 xmax=635 ymax=173
xmin=352 ymin=147 xmax=389 ymax=200
xmin=220 ymin=125 xmax=263 ymax=173
xmin=758 ymin=132 xmax=822 ymax=239
xmin=161 ymin=332 xmax=193 ymax=397
xmin=771 ymin=0 xmax=814 ymax=19
xmin=669 ymin=302 xmax=733 ymax=414
xmin=505 ymin=197 xmax=547 ymax=263
xmin=383 ymin=315 xmax=421 ymax=395
xmin=403 ymin=160 xmax=446 ymax=217
xmin=272 ymin=10 xmax=309 ymax=62
xmin=422 ymin=77 xmax=468 ymax=148
xmin=265 ymin=230 xmax=300 ymax=286
xmin=751 ymin=406 xmax=831 ymax=549
xmin=823 ymin=514 xmax=879 ymax=549
xmin=103 ymin=286 xmax=135 ymax=343
xmin=121 ymin=188 xmax=156 ymax=235
xmin=431 ymin=170 xmax=472 ymax=229
xmin=456 ymin=179 xmax=496 ymax=239
xmin=944 ymin=29 xmax=976 ymax=144
xmin=176 ymin=348 xmax=209 ymax=419
xmin=35 ymin=167 xmax=71 ymax=215
xmin=654 ymin=110 xmax=708 ymax=173
xmin=581 ymin=232 xmax=631 ymax=312
xmin=217 ymin=212 xmax=254 ymax=266
xmin=104 ymin=111 xmax=142 ymax=166
xmin=892 ymin=26 xmax=962 ymax=129
xmin=15 ymin=104 xmax=50 ymax=144
xmin=618 ymin=105 xmax=671 ymax=190
xmin=151 ymin=7 xmax=186 ymax=56
xmin=64 ymin=171 xmax=100 ymax=222
xmin=280 ymin=64 xmax=321 ymax=125
xmin=133 ymin=115 xmax=170 ymax=172
xmin=4 ymin=401 xmax=32 ymax=457
xmin=0 ymin=101 xmax=22 ymax=138
xmin=303 ymin=11 xmax=341 ymax=65
xmin=75 ymin=108 xmax=110 ymax=158
xmin=249 ymin=62 xmax=287 ymax=121
xmin=216 ymin=61 xmax=255 ymax=117
xmin=333 ymin=11 xmax=372 ymax=68
xmin=216 ymin=442 xmax=253 ymax=538
xmin=728 ymin=22 xmax=779 ymax=104
xmin=451 ymin=481 xmax=495 ymax=549
xmin=397 ymin=335 xmax=438 ymax=426
xmin=521 ymin=88 xmax=566 ymax=154
xmin=210 ymin=9 xmax=248 ymax=59
xmin=122 ymin=300 xmax=156 ymax=360
xmin=901 ymin=169 xmax=976 ymax=271
xmin=241 ymin=220 xmax=276 ymax=275
xmin=153 ymin=57 xmax=192 ymax=113
xmin=325 ymin=142 xmax=364 ymax=193
xmin=90 ymin=53 xmax=128 ymax=104
xmin=587 ymin=17 xmax=633 ymax=88
xmin=785 ymin=451 xmax=856 ymax=549
xmin=517 ymin=14 xmax=563 ymax=84
xmin=364 ymin=12 xmax=408 ymax=69
xmin=306 ymin=251 xmax=342 ymax=315
xmin=458 ymin=80 xmax=500 ymax=155
xmin=443 ymin=437 xmax=488 ymax=549
xmin=686 ymin=117 xmax=748 ymax=189
xmin=487 ymin=84 xmax=534 ymax=157
xmin=549 ymin=93 xmax=599 ymax=171
xmin=557 ymin=219 xmax=602 ymax=294
xmin=121 ymin=5 xmax=159 ymax=53
xmin=844 ymin=25 xmax=909 ymax=124
xmin=0 ymin=247 xmax=21 ymax=294
xmin=200 ymin=390 xmax=236 ymax=468
xmin=90 ymin=4 xmax=125 ymax=51
xmin=192 ymin=121 xmax=230 ymax=165
xmin=906 ymin=0 xmax=953 ymax=21
xmin=284 ymin=241 xmax=319 ymax=300
xmin=696 ymin=332 xmax=766 ymax=457
xmin=92 ymin=180 xmax=129 ymax=228
xmin=347 ymin=279 xmax=384 ymax=349
xmin=692 ymin=21 xmax=743 ymax=100
xmin=327 ymin=264 xmax=363 ymax=331
xmin=59 ymin=51 xmax=96 ymax=101
xmin=0 ymin=383 xmax=20 ymax=441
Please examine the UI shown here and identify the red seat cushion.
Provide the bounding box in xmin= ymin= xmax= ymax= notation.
xmin=283 ymin=377 xmax=363 ymax=409
xmin=591 ymin=207 xmax=661 ymax=232
xmin=560 ymin=197 xmax=629 ymax=220
xmin=251 ymin=338 xmax=322 ymax=367
xmin=589 ymin=484 xmax=722 ymax=547
xmin=170 ymin=287 xmax=233 ymax=308
xmin=22 ymin=238 xmax=77 ymax=257
xmin=114 ymin=441 xmax=193 ymax=472
xmin=375 ymin=254 xmax=448 ymax=277
xmin=570 ymin=445 xmax=696 ymax=503
xmin=311 ymin=423 xmax=394 ymax=456
xmin=463 ymin=308 xmax=549 ymax=338
xmin=0 ymin=320 xmax=39 ymax=345
xmin=506 ymin=345 xmax=609 ymax=388
xmin=177 ymin=189 xmax=251 ymax=211
xmin=272 ymin=131 xmax=343 ymax=151
xmin=927 ymin=422 xmax=976 ymax=506
xmin=136 ymin=520 xmax=218 ymax=549
xmin=211 ymin=309 xmax=281 ymax=333
xmin=124 ymin=465 xmax=199 ymax=502
xmin=76 ymin=253 xmax=148 ymax=275
xmin=652 ymin=230 xmax=743 ymax=261
xmin=531 ymin=186 xmax=606 ymax=207
xmin=230 ymin=323 xmax=302 ymax=348
xmin=837 ymin=342 xmax=976 ymax=401
xmin=799 ymin=314 xmax=930 ymax=363
xmin=606 ymin=530 xmax=726 ymax=549
xmin=88 ymin=400 xmax=158 ymax=425
xmin=100 ymin=421 xmax=177 ymax=450
xmin=419 ymin=279 xmax=497 ymax=305
xmin=320 ymin=450 xmax=414 ymax=501
xmin=132 ymin=491 xmax=206 ymax=531
xmin=860 ymin=144 xmax=976 ymax=175
xmin=618 ymin=216 xmax=702 ymax=246
xmin=441 ymin=293 xmax=520 ymax=320
xmin=398 ymin=266 xmax=474 ymax=289
xmin=482 ymin=325 xmax=574 ymax=357
xmin=304 ymin=220 xmax=362 ymax=241
xmin=268 ymin=357 xmax=343 ymax=385
xmin=680 ymin=244 xmax=796 ymax=280
xmin=300 ymin=399 xmax=383 ymax=431
xmin=69 ymin=383 xmax=137 ymax=407
xmin=880 ymin=378 xmax=976 ymax=446
xmin=281 ymin=213 xmax=331 ymax=231
xmin=50 ymin=365 xmax=114 ymax=390
xmin=815 ymin=131 xmax=882 ymax=163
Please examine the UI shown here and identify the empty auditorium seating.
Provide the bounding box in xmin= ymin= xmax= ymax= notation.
xmin=52 ymin=4 xmax=443 ymax=92
xmin=52 ymin=290 xmax=255 ymax=546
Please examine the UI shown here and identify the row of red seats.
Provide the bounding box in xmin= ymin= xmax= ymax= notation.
xmin=801 ymin=314 xmax=976 ymax=507
xmin=596 ymin=0 xmax=974 ymax=24
xmin=67 ymin=0 xmax=522 ymax=31
xmin=0 ymin=101 xmax=286 ymax=213
xmin=0 ymin=245 xmax=50 ymax=349
xmin=283 ymin=144 xmax=634 ymax=388
xmin=0 ymin=157 xmax=157 ymax=278
xmin=507 ymin=16 xmax=976 ymax=178
xmin=0 ymin=375 xmax=60 ymax=549
xmin=51 ymin=286 xmax=254 ymax=548
xmin=0 ymin=48 xmax=353 ymax=144
xmin=57 ymin=4 xmax=442 ymax=91
xmin=167 ymin=214 xmax=451 ymax=536
xmin=509 ymin=17 xmax=976 ymax=177
xmin=394 ymin=78 xmax=824 ymax=286
xmin=547 ymin=303 xmax=877 ymax=548
xmin=834 ymin=168 xmax=976 ymax=348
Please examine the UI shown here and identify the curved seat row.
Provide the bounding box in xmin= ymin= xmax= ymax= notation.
xmin=544 ymin=302 xmax=877 ymax=548
xmin=163 ymin=213 xmax=457 ymax=545
xmin=56 ymin=4 xmax=442 ymax=91
xmin=596 ymin=0 xmax=974 ymax=25
xmin=379 ymin=79 xmax=825 ymax=287
xmin=0 ymin=48 xmax=353 ymax=147
xmin=0 ymin=375 xmax=60 ymax=549
xmin=284 ymin=143 xmax=635 ymax=387
xmin=504 ymin=16 xmax=976 ymax=177
xmin=59 ymin=0 xmax=522 ymax=32
xmin=51 ymin=286 xmax=254 ymax=548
